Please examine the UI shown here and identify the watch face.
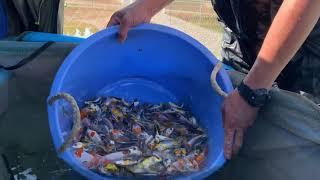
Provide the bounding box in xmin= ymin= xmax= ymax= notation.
xmin=253 ymin=89 xmax=269 ymax=106
xmin=255 ymin=89 xmax=268 ymax=96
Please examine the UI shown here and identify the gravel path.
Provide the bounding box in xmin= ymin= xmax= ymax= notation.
xmin=152 ymin=11 xmax=222 ymax=58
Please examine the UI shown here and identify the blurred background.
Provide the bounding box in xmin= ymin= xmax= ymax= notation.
xmin=63 ymin=0 xmax=223 ymax=57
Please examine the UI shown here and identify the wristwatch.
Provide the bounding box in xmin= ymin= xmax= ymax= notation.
xmin=237 ymin=81 xmax=271 ymax=107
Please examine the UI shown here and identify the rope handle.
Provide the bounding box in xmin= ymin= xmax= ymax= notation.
xmin=210 ymin=62 xmax=228 ymax=98
xmin=48 ymin=93 xmax=81 ymax=153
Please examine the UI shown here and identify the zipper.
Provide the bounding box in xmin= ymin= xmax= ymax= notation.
xmin=35 ymin=0 xmax=45 ymax=25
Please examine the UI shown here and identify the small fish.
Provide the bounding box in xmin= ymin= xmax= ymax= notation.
xmin=105 ymin=163 xmax=118 ymax=172
xmin=74 ymin=149 xmax=100 ymax=169
xmin=163 ymin=128 xmax=174 ymax=137
xmin=111 ymin=108 xmax=124 ymax=121
xmin=84 ymin=103 xmax=101 ymax=115
xmin=110 ymin=129 xmax=125 ymax=139
xmin=167 ymin=152 xmax=200 ymax=173
xmin=132 ymin=124 xmax=142 ymax=135
xmin=102 ymin=117 xmax=114 ymax=130
xmin=147 ymin=137 xmax=159 ymax=150
xmin=155 ymin=134 xmax=173 ymax=142
xmin=142 ymin=133 xmax=153 ymax=143
xmin=72 ymin=142 xmax=85 ymax=149
xmin=100 ymin=151 xmax=127 ymax=162
xmin=154 ymin=140 xmax=179 ymax=152
xmin=128 ymin=156 xmax=163 ymax=174
xmin=189 ymin=116 xmax=198 ymax=126
xmin=177 ymin=115 xmax=198 ymax=129
xmin=194 ymin=151 xmax=206 ymax=167
xmin=53 ymin=94 xmax=208 ymax=176
xmin=114 ymin=159 xmax=140 ymax=166
xmin=87 ymin=129 xmax=102 ymax=144
xmin=133 ymin=101 xmax=139 ymax=107
xmin=149 ymin=104 xmax=163 ymax=111
xmin=99 ymin=163 xmax=119 ymax=175
xmin=122 ymin=99 xmax=130 ymax=107
xmin=174 ymin=125 xmax=189 ymax=136
xmin=86 ymin=97 xmax=102 ymax=104
xmin=187 ymin=135 xmax=207 ymax=151
xmin=153 ymin=150 xmax=176 ymax=168
xmin=80 ymin=109 xmax=89 ymax=119
xmin=174 ymin=148 xmax=187 ymax=157
xmin=168 ymin=102 xmax=183 ymax=109
xmin=164 ymin=108 xmax=186 ymax=115
xmin=100 ymin=146 xmax=142 ymax=162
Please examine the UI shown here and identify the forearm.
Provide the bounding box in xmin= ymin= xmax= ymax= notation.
xmin=244 ymin=0 xmax=320 ymax=89
xmin=134 ymin=0 xmax=174 ymax=17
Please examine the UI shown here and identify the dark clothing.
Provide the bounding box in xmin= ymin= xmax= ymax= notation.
xmin=4 ymin=0 xmax=63 ymax=36
xmin=209 ymin=1 xmax=320 ymax=180
xmin=239 ymin=0 xmax=282 ymax=54
xmin=212 ymin=0 xmax=320 ymax=99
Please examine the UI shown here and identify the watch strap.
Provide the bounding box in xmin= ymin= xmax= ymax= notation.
xmin=238 ymin=81 xmax=271 ymax=107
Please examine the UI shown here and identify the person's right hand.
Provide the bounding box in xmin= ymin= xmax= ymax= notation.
xmin=107 ymin=2 xmax=152 ymax=42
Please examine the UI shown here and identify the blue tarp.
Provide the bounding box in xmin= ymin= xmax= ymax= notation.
xmin=21 ymin=32 xmax=84 ymax=43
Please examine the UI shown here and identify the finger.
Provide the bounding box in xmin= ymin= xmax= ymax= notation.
xmin=107 ymin=13 xmax=121 ymax=27
xmin=224 ymin=128 xmax=235 ymax=160
xmin=221 ymin=101 xmax=236 ymax=129
xmin=118 ymin=16 xmax=130 ymax=42
xmin=232 ymin=128 xmax=244 ymax=156
xmin=221 ymin=102 xmax=227 ymax=129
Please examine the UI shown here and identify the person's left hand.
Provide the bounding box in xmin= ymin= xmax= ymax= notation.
xmin=222 ymin=89 xmax=259 ymax=159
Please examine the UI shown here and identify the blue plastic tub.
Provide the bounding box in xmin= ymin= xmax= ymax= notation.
xmin=0 ymin=0 xmax=8 ymax=38
xmin=48 ymin=23 xmax=233 ymax=179
xmin=21 ymin=32 xmax=85 ymax=43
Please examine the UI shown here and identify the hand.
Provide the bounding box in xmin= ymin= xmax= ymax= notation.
xmin=222 ymin=89 xmax=258 ymax=159
xmin=107 ymin=2 xmax=152 ymax=42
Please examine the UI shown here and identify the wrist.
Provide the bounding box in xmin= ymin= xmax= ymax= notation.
xmin=243 ymin=57 xmax=277 ymax=90
xmin=243 ymin=76 xmax=272 ymax=90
